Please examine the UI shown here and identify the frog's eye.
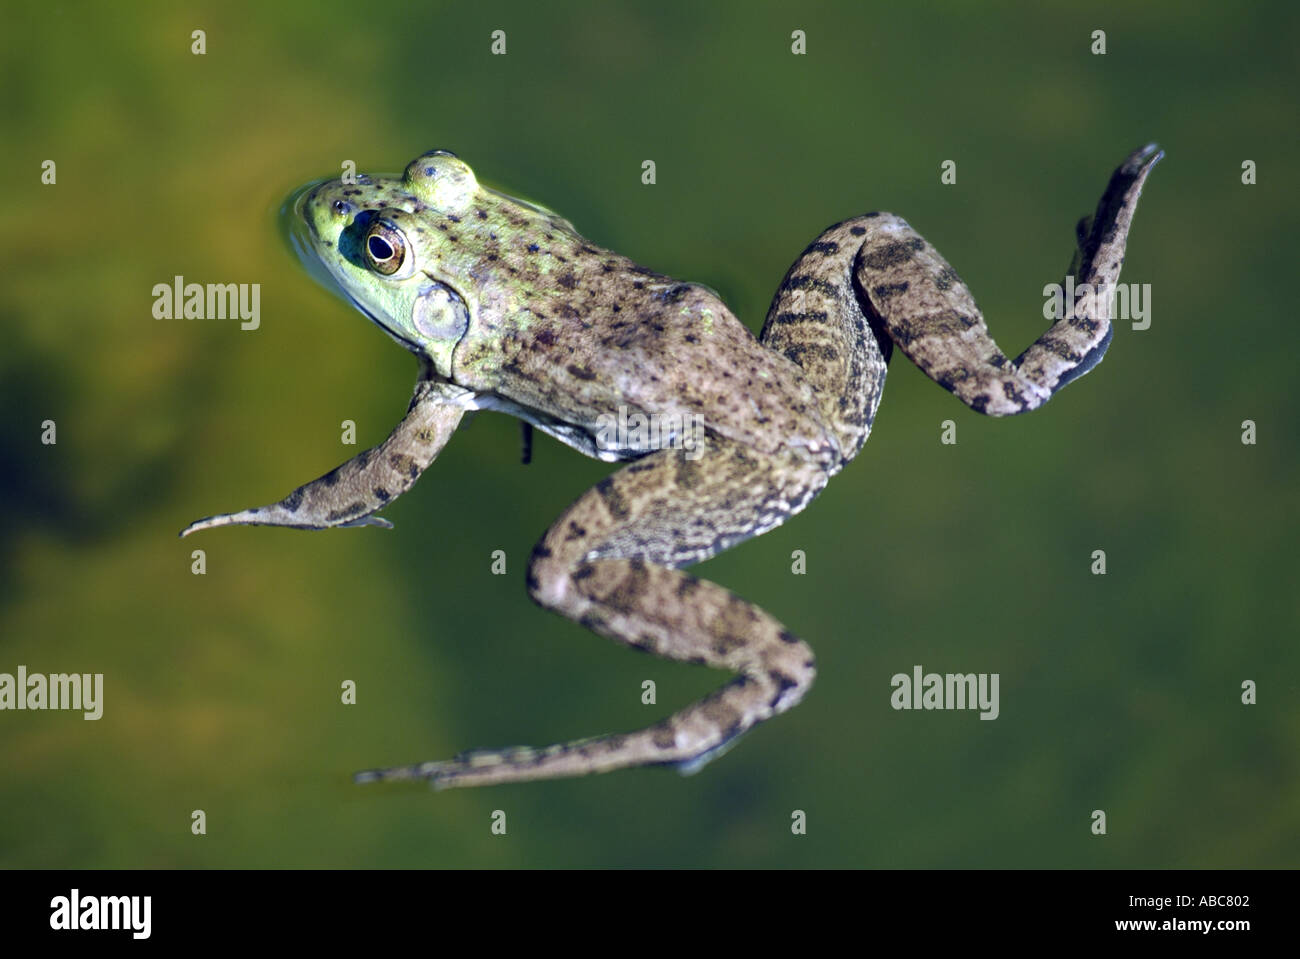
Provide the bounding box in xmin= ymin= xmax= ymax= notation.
xmin=364 ymin=221 xmax=407 ymax=276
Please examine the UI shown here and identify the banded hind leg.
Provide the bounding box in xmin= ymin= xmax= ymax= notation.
xmin=355 ymin=440 xmax=830 ymax=789
xmin=762 ymin=143 xmax=1163 ymax=453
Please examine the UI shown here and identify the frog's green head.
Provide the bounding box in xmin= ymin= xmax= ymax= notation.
xmin=285 ymin=150 xmax=489 ymax=378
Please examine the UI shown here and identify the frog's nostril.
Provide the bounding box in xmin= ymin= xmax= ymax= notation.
xmin=332 ymin=199 xmax=353 ymax=217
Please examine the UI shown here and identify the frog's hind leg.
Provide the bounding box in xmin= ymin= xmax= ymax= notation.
xmin=762 ymin=143 xmax=1161 ymax=438
xmin=180 ymin=377 xmax=466 ymax=537
xmin=355 ymin=441 xmax=828 ymax=789
xmin=863 ymin=144 xmax=1160 ymax=416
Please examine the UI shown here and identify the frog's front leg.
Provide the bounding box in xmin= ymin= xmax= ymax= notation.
xmin=356 ymin=441 xmax=828 ymax=789
xmin=180 ymin=376 xmax=467 ymax=537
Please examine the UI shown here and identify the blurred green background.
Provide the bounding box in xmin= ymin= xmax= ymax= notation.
xmin=1 ymin=1 xmax=1296 ymax=868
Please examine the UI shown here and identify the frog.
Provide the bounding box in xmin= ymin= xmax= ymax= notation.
xmin=182 ymin=144 xmax=1162 ymax=789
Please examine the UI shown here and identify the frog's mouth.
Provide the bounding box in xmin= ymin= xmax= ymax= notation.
xmin=281 ymin=182 xmax=423 ymax=355
xmin=281 ymin=181 xmax=341 ymax=295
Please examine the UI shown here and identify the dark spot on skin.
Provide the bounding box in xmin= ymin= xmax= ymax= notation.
xmin=566 ymin=364 xmax=596 ymax=381
xmin=323 ymin=468 xmax=340 ymax=487
xmin=771 ymin=310 xmax=830 ymax=326
xmin=767 ymin=672 xmax=800 ymax=709
xmin=476 ymin=209 xmax=487 ymax=219
xmin=782 ymin=342 xmax=838 ymax=364
xmin=971 ymin=395 xmax=990 ymax=414
xmin=281 ymin=488 xmax=304 ymax=512
xmin=674 ymin=455 xmax=703 ymax=490
xmin=651 ymin=724 xmax=677 ymax=751
xmin=778 ymin=629 xmax=799 ymax=645
xmin=579 ymin=613 xmax=608 ymax=632
xmin=1047 ymin=340 xmax=1082 ymax=363
xmin=389 ymin=453 xmax=419 ymax=479
xmin=711 ymin=635 xmax=745 ymax=657
xmin=1001 ymin=381 xmax=1030 ymax=410
xmin=804 ymin=240 xmax=839 ymax=256
xmin=779 ymin=274 xmax=838 ymax=297
xmin=564 ymin=521 xmax=588 ymax=542
xmin=934 ymin=267 xmax=960 ymax=291
xmin=527 ymin=243 xmax=540 ymax=253
xmin=571 ymin=563 xmax=595 ymax=581
xmin=871 ymin=282 xmax=910 ymax=299
xmin=595 ymin=476 xmax=631 ymax=520
xmin=534 ymin=329 xmax=556 ymax=347
xmin=447 ymin=214 xmax=460 ymax=223
xmin=633 ymin=281 xmax=644 ymax=290
xmin=525 ymin=573 xmax=539 ymax=592
xmin=531 ymin=545 xmax=552 ymax=560
xmin=850 ymin=226 xmax=867 ymax=236
xmin=658 ymin=284 xmax=690 ymax=304
xmin=557 ymin=272 xmax=578 ymax=290
xmin=860 ymin=237 xmax=926 ymax=270
xmin=325 ymin=501 xmax=367 ymax=523
xmin=373 ymin=487 xmax=390 ymax=503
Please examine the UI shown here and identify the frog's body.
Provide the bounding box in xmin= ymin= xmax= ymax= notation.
xmin=183 ymin=146 xmax=1161 ymax=789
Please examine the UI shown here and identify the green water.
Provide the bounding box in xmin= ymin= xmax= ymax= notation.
xmin=1 ymin=1 xmax=1295 ymax=867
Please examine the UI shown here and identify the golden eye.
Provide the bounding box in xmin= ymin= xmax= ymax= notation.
xmin=364 ymin=221 xmax=406 ymax=275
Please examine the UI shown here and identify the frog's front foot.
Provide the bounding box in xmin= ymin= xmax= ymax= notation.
xmin=180 ymin=378 xmax=466 ymax=537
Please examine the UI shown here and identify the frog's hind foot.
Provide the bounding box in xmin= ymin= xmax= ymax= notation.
xmin=354 ymin=690 xmax=769 ymax=791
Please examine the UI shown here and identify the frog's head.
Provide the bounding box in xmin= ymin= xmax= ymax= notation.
xmin=285 ymin=150 xmax=487 ymax=379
